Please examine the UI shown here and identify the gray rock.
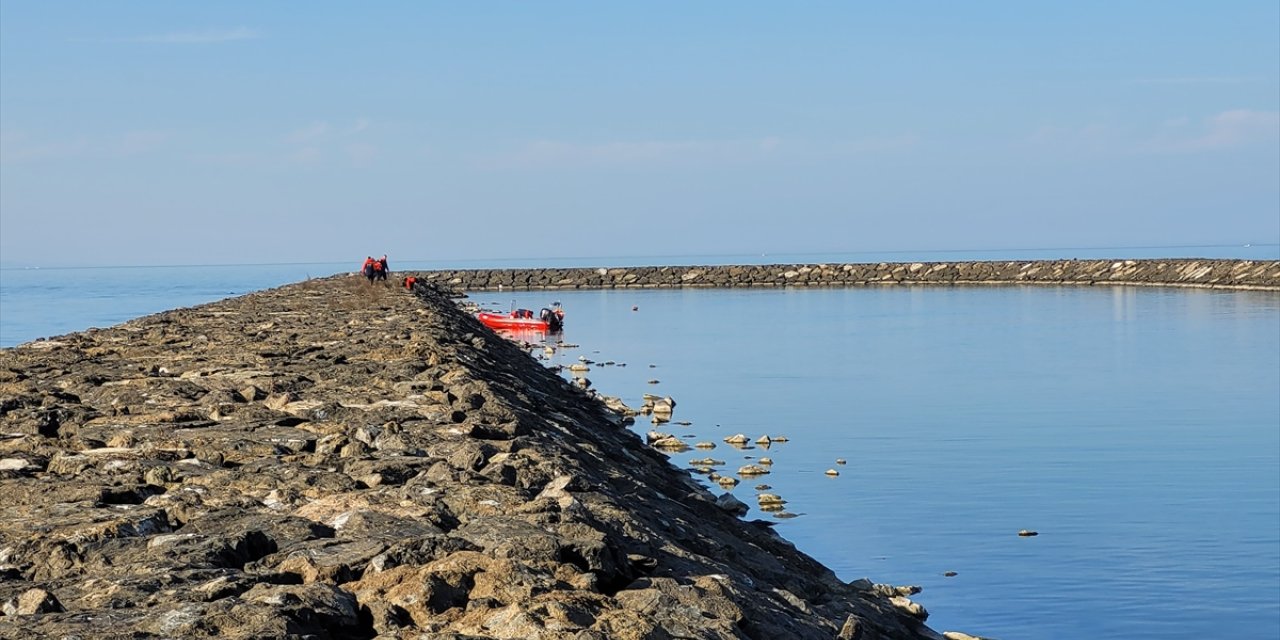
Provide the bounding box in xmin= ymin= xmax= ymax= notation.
xmin=714 ymin=493 xmax=749 ymax=517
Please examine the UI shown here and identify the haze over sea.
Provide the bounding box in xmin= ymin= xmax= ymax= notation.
xmin=2 ymin=245 xmax=1278 ymax=639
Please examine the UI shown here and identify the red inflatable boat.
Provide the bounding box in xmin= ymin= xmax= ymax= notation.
xmin=477 ymin=306 xmax=564 ymax=332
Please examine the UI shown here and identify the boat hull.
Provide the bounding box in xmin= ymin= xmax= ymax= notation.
xmin=477 ymin=312 xmax=551 ymax=332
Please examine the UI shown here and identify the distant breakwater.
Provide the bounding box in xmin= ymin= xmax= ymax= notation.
xmin=409 ymin=259 xmax=1280 ymax=292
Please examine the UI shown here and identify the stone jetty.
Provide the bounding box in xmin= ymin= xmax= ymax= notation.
xmin=409 ymin=258 xmax=1280 ymax=291
xmin=0 ymin=277 xmax=945 ymax=639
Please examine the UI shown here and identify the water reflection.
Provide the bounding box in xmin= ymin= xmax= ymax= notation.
xmin=488 ymin=283 xmax=1280 ymax=639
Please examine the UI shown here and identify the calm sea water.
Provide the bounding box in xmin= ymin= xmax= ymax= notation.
xmin=3 ymin=245 xmax=1276 ymax=348
xmin=494 ymin=285 xmax=1280 ymax=639
xmin=2 ymin=246 xmax=1278 ymax=639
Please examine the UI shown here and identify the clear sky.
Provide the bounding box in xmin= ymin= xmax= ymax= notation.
xmin=1 ymin=2 xmax=1277 ymax=267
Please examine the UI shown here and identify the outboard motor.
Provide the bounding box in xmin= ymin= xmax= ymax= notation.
xmin=540 ymin=307 xmax=564 ymax=332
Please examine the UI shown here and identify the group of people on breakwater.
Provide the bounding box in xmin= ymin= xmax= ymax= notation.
xmin=360 ymin=255 xmax=390 ymax=283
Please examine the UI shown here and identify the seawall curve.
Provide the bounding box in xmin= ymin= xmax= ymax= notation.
xmin=408 ymin=258 xmax=1280 ymax=292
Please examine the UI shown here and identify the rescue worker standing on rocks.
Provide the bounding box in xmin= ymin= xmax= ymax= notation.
xmin=378 ymin=255 xmax=390 ymax=281
xmin=361 ymin=257 xmax=376 ymax=283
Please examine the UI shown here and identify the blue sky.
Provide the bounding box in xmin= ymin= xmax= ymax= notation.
xmin=1 ymin=2 xmax=1277 ymax=267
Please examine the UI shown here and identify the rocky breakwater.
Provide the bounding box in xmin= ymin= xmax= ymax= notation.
xmin=410 ymin=258 xmax=1280 ymax=291
xmin=0 ymin=277 xmax=946 ymax=639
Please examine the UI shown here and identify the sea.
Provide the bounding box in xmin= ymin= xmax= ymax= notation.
xmin=2 ymin=245 xmax=1278 ymax=639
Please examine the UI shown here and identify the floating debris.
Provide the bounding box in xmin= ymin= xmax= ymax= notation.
xmin=835 ymin=458 xmax=847 ymax=465
xmin=824 ymin=468 xmax=840 ymax=477
xmin=943 ymin=571 xmax=958 ymax=577
xmin=1018 ymin=529 xmax=1039 ymax=537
